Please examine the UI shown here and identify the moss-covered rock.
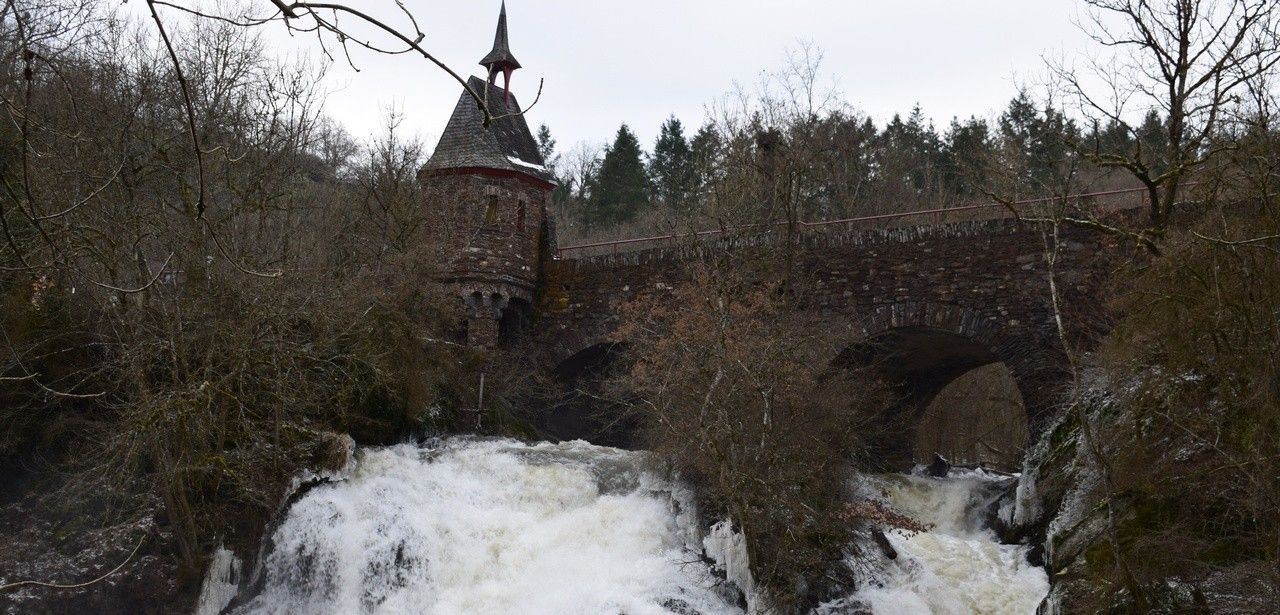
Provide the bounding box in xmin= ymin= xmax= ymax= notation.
xmin=1015 ymin=363 xmax=1280 ymax=613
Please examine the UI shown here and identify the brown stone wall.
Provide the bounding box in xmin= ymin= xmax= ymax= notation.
xmin=427 ymin=174 xmax=551 ymax=295
xmin=425 ymin=173 xmax=553 ymax=344
xmin=537 ymin=217 xmax=1133 ymax=432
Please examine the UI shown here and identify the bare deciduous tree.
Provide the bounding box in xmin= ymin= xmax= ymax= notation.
xmin=0 ymin=2 xmax=482 ymax=585
xmin=1054 ymin=0 xmax=1280 ymax=247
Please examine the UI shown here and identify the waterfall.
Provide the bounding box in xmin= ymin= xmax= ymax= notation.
xmin=199 ymin=439 xmax=1047 ymax=614
xmin=207 ymin=438 xmax=741 ymax=615
xmin=828 ymin=470 xmax=1050 ymax=614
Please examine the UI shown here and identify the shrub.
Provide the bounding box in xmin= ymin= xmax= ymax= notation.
xmin=1094 ymin=206 xmax=1280 ymax=602
xmin=614 ymin=265 xmax=893 ymax=609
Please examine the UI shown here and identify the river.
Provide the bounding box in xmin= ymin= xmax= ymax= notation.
xmin=196 ymin=438 xmax=1048 ymax=614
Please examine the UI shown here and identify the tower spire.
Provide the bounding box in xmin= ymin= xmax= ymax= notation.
xmin=479 ymin=1 xmax=521 ymax=103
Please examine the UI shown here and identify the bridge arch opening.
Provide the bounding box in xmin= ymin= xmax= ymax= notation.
xmin=836 ymin=325 xmax=1028 ymax=471
xmin=533 ymin=342 xmax=639 ymax=449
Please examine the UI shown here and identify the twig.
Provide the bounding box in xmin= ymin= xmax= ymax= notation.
xmin=0 ymin=534 xmax=145 ymax=593
xmin=89 ymin=251 xmax=175 ymax=294
xmin=145 ymin=0 xmax=206 ymax=219
xmin=1192 ymin=230 xmax=1280 ymax=247
xmin=0 ymin=324 xmax=104 ymax=399
xmin=203 ymin=218 xmax=283 ymax=278
xmin=151 ymin=1 xmax=276 ymax=27
xmin=33 ymin=159 xmax=125 ymax=221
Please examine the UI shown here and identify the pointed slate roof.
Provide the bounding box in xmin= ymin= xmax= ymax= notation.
xmin=424 ymin=77 xmax=553 ymax=185
xmin=480 ymin=2 xmax=521 ymax=72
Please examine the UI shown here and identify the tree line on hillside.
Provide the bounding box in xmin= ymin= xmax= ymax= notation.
xmin=540 ymin=87 xmax=1175 ymax=243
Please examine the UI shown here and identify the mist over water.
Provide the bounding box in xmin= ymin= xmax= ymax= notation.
xmin=200 ymin=439 xmax=1047 ymax=615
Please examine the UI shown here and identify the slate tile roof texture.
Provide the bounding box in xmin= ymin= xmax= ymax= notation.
xmin=424 ymin=76 xmax=554 ymax=185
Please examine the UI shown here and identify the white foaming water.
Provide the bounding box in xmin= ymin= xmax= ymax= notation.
xmin=199 ymin=438 xmax=1049 ymax=614
xmin=220 ymin=438 xmax=740 ymax=615
xmin=702 ymin=520 xmax=754 ymax=606
xmin=846 ymin=471 xmax=1050 ymax=615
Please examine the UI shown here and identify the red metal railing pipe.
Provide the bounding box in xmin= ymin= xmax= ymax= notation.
xmin=555 ymin=185 xmax=1170 ymax=257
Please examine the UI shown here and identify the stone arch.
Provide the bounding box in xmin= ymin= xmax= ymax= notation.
xmin=530 ymin=341 xmax=638 ymax=449
xmin=839 ymin=301 xmax=1068 ymax=469
xmin=499 ymin=297 xmax=532 ymax=342
xmin=551 ymin=341 xmax=627 ymax=383
xmin=856 ymin=302 xmax=1066 ymax=418
xmin=458 ymin=283 xmax=536 ymax=347
xmin=852 ymin=302 xmax=1005 ymax=352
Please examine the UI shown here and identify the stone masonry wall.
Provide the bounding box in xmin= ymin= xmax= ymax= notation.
xmin=426 ymin=173 xmax=553 ymax=346
xmin=536 ymin=216 xmax=1133 ymax=431
xmin=429 ymin=174 xmax=551 ymax=295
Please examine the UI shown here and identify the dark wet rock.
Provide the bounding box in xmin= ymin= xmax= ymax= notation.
xmin=924 ymin=454 xmax=950 ymax=478
xmin=871 ymin=530 xmax=897 ymax=560
xmin=1014 ymin=368 xmax=1280 ymax=614
xmin=1024 ymin=542 xmax=1045 ymax=568
xmin=660 ymin=597 xmax=702 ymax=614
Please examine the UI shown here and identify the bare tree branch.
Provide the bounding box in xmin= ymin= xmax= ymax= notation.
xmin=0 ymin=535 xmax=145 ymax=592
xmin=145 ymin=0 xmax=206 ymax=220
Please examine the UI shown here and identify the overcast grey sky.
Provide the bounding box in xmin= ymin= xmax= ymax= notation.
xmin=261 ymin=1 xmax=1095 ymax=152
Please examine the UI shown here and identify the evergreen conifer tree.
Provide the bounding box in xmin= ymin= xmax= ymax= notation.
xmin=536 ymin=124 xmax=559 ymax=174
xmin=535 ymin=123 xmax=570 ymax=204
xmin=999 ymin=91 xmax=1078 ymax=190
xmin=690 ymin=123 xmax=722 ymax=201
xmin=586 ymin=124 xmax=650 ymax=226
xmin=1083 ymin=112 xmax=1167 ymax=178
xmin=648 ymin=116 xmax=695 ymax=208
xmin=691 ymin=124 xmax=721 ymax=189
xmin=1136 ymin=110 xmax=1169 ymax=175
xmin=877 ymin=105 xmax=945 ymax=192
xmin=943 ymin=116 xmax=994 ymax=196
xmin=1090 ymin=118 xmax=1134 ymax=161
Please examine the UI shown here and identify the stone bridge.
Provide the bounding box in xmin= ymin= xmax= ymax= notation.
xmin=420 ymin=5 xmax=1140 ymax=469
xmin=530 ymin=209 xmax=1136 ymax=468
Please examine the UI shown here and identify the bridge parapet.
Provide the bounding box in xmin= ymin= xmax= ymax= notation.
xmin=565 ymin=216 xmax=1035 ymax=268
xmin=555 ymin=185 xmax=1153 ymax=263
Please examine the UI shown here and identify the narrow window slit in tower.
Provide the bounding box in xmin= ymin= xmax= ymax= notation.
xmin=485 ymin=194 xmax=499 ymax=224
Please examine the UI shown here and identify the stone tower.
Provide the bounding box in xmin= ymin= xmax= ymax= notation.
xmin=422 ymin=2 xmax=555 ymax=348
